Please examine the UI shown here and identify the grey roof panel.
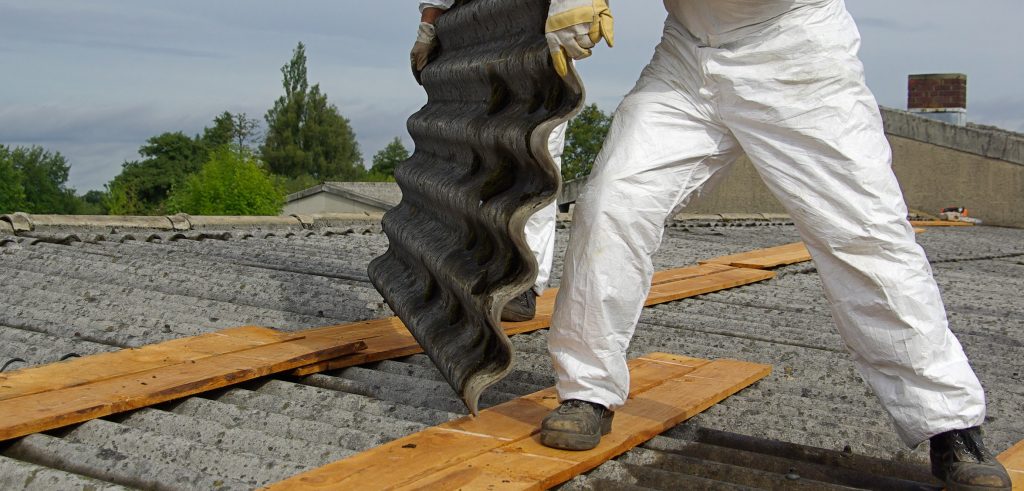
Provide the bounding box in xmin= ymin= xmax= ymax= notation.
xmin=0 ymin=220 xmax=1020 ymax=490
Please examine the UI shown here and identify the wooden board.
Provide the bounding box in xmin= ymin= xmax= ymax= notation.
xmin=0 ymin=329 xmax=366 ymax=442
xmin=290 ymin=264 xmax=772 ymax=376
xmin=997 ymin=439 xmax=1024 ymax=490
xmin=909 ymin=220 xmax=974 ymax=227
xmin=0 ymin=326 xmax=299 ymax=401
xmin=265 ymin=353 xmax=771 ymax=490
xmin=700 ymin=242 xmax=811 ymax=269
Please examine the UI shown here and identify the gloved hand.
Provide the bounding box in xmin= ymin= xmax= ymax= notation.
xmin=410 ymin=22 xmax=438 ymax=85
xmin=545 ymin=0 xmax=614 ymax=77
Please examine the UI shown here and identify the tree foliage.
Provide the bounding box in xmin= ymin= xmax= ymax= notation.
xmin=262 ymin=42 xmax=364 ymax=181
xmin=167 ymin=147 xmax=285 ymax=216
xmin=368 ymin=137 xmax=409 ymax=180
xmin=105 ymin=132 xmax=207 ymax=215
xmin=0 ymin=149 xmax=27 ymax=213
xmin=205 ymin=111 xmax=262 ymax=153
xmin=0 ymin=144 xmax=79 ymax=214
xmin=562 ymin=104 xmax=612 ymax=180
xmin=104 ymin=112 xmax=262 ymax=215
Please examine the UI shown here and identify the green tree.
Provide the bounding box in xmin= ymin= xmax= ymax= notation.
xmin=105 ymin=131 xmax=207 ymax=215
xmin=167 ymin=147 xmax=285 ymax=216
xmin=77 ymin=190 xmax=108 ymax=215
xmin=368 ymin=137 xmax=409 ymax=180
xmin=0 ymin=144 xmax=78 ymax=214
xmin=562 ymin=104 xmax=612 ymax=180
xmin=262 ymin=42 xmax=364 ymax=181
xmin=0 ymin=147 xmax=27 ymax=213
xmin=204 ymin=111 xmax=262 ymax=153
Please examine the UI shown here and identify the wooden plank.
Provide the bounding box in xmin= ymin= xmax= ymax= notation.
xmin=292 ymin=265 xmax=774 ymax=376
xmin=700 ymin=242 xmax=811 ymax=269
xmin=997 ymin=439 xmax=1024 ymax=490
xmin=265 ymin=353 xmax=770 ymax=491
xmin=0 ymin=337 xmax=366 ymax=442
xmin=909 ymin=220 xmax=974 ymax=227
xmin=646 ymin=267 xmax=775 ymax=306
xmin=0 ymin=326 xmax=298 ymax=402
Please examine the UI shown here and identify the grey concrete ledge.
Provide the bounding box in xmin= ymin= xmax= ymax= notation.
xmin=29 ymin=214 xmax=175 ymax=230
xmin=0 ymin=212 xmax=385 ymax=234
xmin=881 ymin=107 xmax=1024 ymax=166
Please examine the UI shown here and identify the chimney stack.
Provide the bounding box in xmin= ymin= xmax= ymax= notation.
xmin=907 ymin=73 xmax=967 ymax=126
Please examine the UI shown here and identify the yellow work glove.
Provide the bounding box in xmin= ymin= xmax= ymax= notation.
xmin=410 ymin=22 xmax=438 ymax=85
xmin=545 ymin=0 xmax=614 ymax=78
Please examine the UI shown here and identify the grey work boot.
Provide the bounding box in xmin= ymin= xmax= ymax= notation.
xmin=929 ymin=426 xmax=1011 ymax=491
xmin=501 ymin=290 xmax=537 ymax=322
xmin=540 ymin=399 xmax=614 ymax=451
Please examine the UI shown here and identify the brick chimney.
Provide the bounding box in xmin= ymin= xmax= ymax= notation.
xmin=907 ymin=73 xmax=967 ymax=126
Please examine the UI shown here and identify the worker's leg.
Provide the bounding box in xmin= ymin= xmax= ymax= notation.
xmin=525 ymin=122 xmax=567 ymax=295
xmin=549 ymin=35 xmax=743 ymax=408
xmin=718 ymin=3 xmax=985 ymax=447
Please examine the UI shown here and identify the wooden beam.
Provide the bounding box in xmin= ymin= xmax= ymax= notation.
xmin=998 ymin=439 xmax=1024 ymax=490
xmin=264 ymin=353 xmax=771 ymax=491
xmin=0 ymin=329 xmax=366 ymax=442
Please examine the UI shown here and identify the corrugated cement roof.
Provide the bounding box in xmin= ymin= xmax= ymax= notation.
xmin=0 ymin=218 xmax=1021 ymax=490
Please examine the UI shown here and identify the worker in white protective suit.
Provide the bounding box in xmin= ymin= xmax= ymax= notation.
xmin=413 ymin=0 xmax=568 ymax=322
xmin=540 ymin=1 xmax=1011 ymax=489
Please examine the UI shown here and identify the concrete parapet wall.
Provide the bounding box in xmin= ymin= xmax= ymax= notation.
xmin=882 ymin=109 xmax=1024 ymax=165
xmin=889 ymin=135 xmax=1024 ymax=228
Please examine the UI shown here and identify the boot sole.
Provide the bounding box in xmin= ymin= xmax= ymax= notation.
xmin=539 ymin=414 xmax=614 ymax=451
xmin=540 ymin=429 xmax=601 ymax=451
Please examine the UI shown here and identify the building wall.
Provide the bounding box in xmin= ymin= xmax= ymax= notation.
xmin=648 ymin=110 xmax=1024 ymax=228
xmin=282 ymin=193 xmax=385 ymax=215
xmin=889 ymin=135 xmax=1024 ymax=228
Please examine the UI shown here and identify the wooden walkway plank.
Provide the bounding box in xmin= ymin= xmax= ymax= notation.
xmin=646 ymin=267 xmax=775 ymax=306
xmin=0 ymin=335 xmax=365 ymax=442
xmin=292 ymin=265 xmax=772 ymax=377
xmin=909 ymin=220 xmax=974 ymax=227
xmin=700 ymin=242 xmax=811 ymax=269
xmin=265 ymin=353 xmax=770 ymax=491
xmin=0 ymin=326 xmax=298 ymax=402
xmin=997 ymin=440 xmax=1024 ymax=489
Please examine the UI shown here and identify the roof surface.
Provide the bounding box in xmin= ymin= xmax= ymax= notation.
xmin=1 ymin=217 xmax=1021 ymax=490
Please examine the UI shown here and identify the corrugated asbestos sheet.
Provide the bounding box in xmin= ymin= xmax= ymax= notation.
xmin=1 ymin=220 xmax=1022 ymax=490
xmin=368 ymin=0 xmax=583 ymax=414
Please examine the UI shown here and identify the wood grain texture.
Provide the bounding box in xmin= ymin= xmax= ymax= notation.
xmin=0 ymin=326 xmax=298 ymax=402
xmin=265 ymin=353 xmax=770 ymax=491
xmin=909 ymin=220 xmax=974 ymax=227
xmin=291 ymin=264 xmax=768 ymax=377
xmin=0 ymin=332 xmax=365 ymax=442
xmin=997 ymin=439 xmax=1024 ymax=490
xmin=700 ymin=242 xmax=811 ymax=269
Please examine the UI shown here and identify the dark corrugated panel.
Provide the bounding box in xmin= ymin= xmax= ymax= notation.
xmin=367 ymin=0 xmax=583 ymax=414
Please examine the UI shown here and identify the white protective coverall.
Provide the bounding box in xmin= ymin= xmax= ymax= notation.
xmin=548 ymin=0 xmax=986 ymax=446
xmin=419 ymin=0 xmax=566 ymax=294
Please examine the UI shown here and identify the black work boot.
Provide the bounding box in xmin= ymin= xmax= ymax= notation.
xmin=929 ymin=426 xmax=1011 ymax=491
xmin=540 ymin=399 xmax=614 ymax=451
xmin=501 ymin=290 xmax=537 ymax=322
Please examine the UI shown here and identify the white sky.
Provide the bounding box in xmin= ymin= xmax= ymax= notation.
xmin=1 ymin=1 xmax=1022 ymax=192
